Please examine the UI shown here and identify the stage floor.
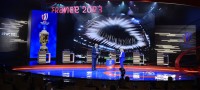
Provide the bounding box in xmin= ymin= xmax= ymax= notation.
xmin=13 ymin=65 xmax=200 ymax=81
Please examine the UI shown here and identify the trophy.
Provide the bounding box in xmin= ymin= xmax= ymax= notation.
xmin=39 ymin=13 xmax=49 ymax=51
xmin=39 ymin=30 xmax=49 ymax=51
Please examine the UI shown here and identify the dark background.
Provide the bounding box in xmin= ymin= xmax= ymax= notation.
xmin=0 ymin=0 xmax=199 ymax=66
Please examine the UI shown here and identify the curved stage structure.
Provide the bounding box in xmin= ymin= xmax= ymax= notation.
xmin=13 ymin=65 xmax=200 ymax=81
xmin=175 ymin=46 xmax=200 ymax=73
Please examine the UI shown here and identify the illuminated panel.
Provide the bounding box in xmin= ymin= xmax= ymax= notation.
xmin=157 ymin=53 xmax=164 ymax=65
xmin=155 ymin=33 xmax=184 ymax=37
xmin=162 ymin=39 xmax=184 ymax=42
xmin=30 ymin=10 xmax=57 ymax=58
xmin=85 ymin=17 xmax=149 ymax=49
xmin=133 ymin=52 xmax=141 ymax=64
xmin=0 ymin=18 xmax=27 ymax=52
xmin=155 ymin=25 xmax=196 ymax=54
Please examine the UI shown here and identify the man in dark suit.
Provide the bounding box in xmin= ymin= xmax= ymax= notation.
xmin=119 ymin=48 xmax=125 ymax=68
xmin=92 ymin=43 xmax=100 ymax=70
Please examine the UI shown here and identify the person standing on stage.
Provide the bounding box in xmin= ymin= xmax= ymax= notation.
xmin=92 ymin=43 xmax=100 ymax=70
xmin=119 ymin=48 xmax=125 ymax=68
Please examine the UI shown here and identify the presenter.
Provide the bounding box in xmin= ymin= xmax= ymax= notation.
xmin=119 ymin=48 xmax=125 ymax=68
xmin=92 ymin=43 xmax=100 ymax=71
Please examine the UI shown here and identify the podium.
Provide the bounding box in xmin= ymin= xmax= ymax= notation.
xmin=106 ymin=59 xmax=115 ymax=70
xmin=87 ymin=50 xmax=92 ymax=63
xmin=38 ymin=51 xmax=51 ymax=64
xmin=62 ymin=51 xmax=74 ymax=63
xmin=133 ymin=52 xmax=141 ymax=65
xmin=157 ymin=53 xmax=164 ymax=65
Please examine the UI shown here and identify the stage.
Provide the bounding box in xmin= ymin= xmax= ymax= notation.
xmin=12 ymin=64 xmax=200 ymax=81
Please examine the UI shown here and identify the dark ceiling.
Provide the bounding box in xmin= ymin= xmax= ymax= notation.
xmin=46 ymin=0 xmax=200 ymax=7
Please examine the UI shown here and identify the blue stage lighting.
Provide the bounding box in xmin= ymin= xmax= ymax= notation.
xmin=78 ymin=28 xmax=82 ymax=31
xmin=80 ymin=25 xmax=84 ymax=28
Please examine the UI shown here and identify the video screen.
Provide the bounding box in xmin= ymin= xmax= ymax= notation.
xmin=0 ymin=17 xmax=27 ymax=52
xmin=70 ymin=2 xmax=155 ymax=56
xmin=29 ymin=10 xmax=57 ymax=58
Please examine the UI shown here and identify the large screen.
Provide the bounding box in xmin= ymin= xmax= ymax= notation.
xmin=71 ymin=2 xmax=154 ymax=52
xmin=0 ymin=17 xmax=27 ymax=52
xmin=29 ymin=10 xmax=57 ymax=58
xmin=47 ymin=1 xmax=197 ymax=63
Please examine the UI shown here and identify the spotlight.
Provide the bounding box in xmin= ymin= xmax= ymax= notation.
xmin=122 ymin=1 xmax=124 ymax=4
xmin=131 ymin=18 xmax=140 ymax=24
xmin=120 ymin=13 xmax=125 ymax=16
xmin=80 ymin=25 xmax=84 ymax=28
xmin=129 ymin=1 xmax=133 ymax=4
xmin=78 ymin=28 xmax=81 ymax=31
xmin=92 ymin=1 xmax=95 ymax=5
xmin=73 ymin=1 xmax=77 ymax=5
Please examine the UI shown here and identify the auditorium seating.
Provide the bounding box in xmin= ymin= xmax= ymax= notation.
xmin=0 ymin=67 xmax=199 ymax=90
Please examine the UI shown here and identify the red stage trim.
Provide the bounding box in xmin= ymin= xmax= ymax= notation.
xmin=175 ymin=46 xmax=200 ymax=74
xmin=12 ymin=65 xmax=199 ymax=74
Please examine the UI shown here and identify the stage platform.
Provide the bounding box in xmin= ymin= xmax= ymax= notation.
xmin=13 ymin=65 xmax=200 ymax=81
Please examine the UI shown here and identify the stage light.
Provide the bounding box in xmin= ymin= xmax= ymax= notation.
xmin=73 ymin=1 xmax=77 ymax=5
xmin=131 ymin=18 xmax=140 ymax=24
xmin=78 ymin=28 xmax=82 ymax=31
xmin=128 ymin=8 xmax=134 ymax=16
xmin=92 ymin=1 xmax=95 ymax=5
xmin=84 ymin=2 xmax=90 ymax=6
xmin=107 ymin=1 xmax=112 ymax=6
xmin=120 ymin=13 xmax=125 ymax=16
xmin=129 ymin=1 xmax=133 ymax=5
xmin=148 ymin=2 xmax=157 ymax=13
xmin=80 ymin=25 xmax=84 ymax=28
xmin=122 ymin=1 xmax=125 ymax=5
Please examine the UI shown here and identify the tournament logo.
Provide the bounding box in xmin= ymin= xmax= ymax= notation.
xmin=40 ymin=13 xmax=49 ymax=25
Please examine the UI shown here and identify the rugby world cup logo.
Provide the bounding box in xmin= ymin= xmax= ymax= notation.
xmin=42 ymin=13 xmax=48 ymax=21
xmin=40 ymin=13 xmax=49 ymax=25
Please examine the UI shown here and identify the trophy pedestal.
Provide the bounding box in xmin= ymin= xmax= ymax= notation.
xmin=38 ymin=51 xmax=51 ymax=64
xmin=62 ymin=51 xmax=74 ymax=63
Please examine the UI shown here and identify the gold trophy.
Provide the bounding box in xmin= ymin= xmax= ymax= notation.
xmin=38 ymin=13 xmax=50 ymax=64
xmin=39 ymin=13 xmax=49 ymax=51
xmin=39 ymin=30 xmax=49 ymax=51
